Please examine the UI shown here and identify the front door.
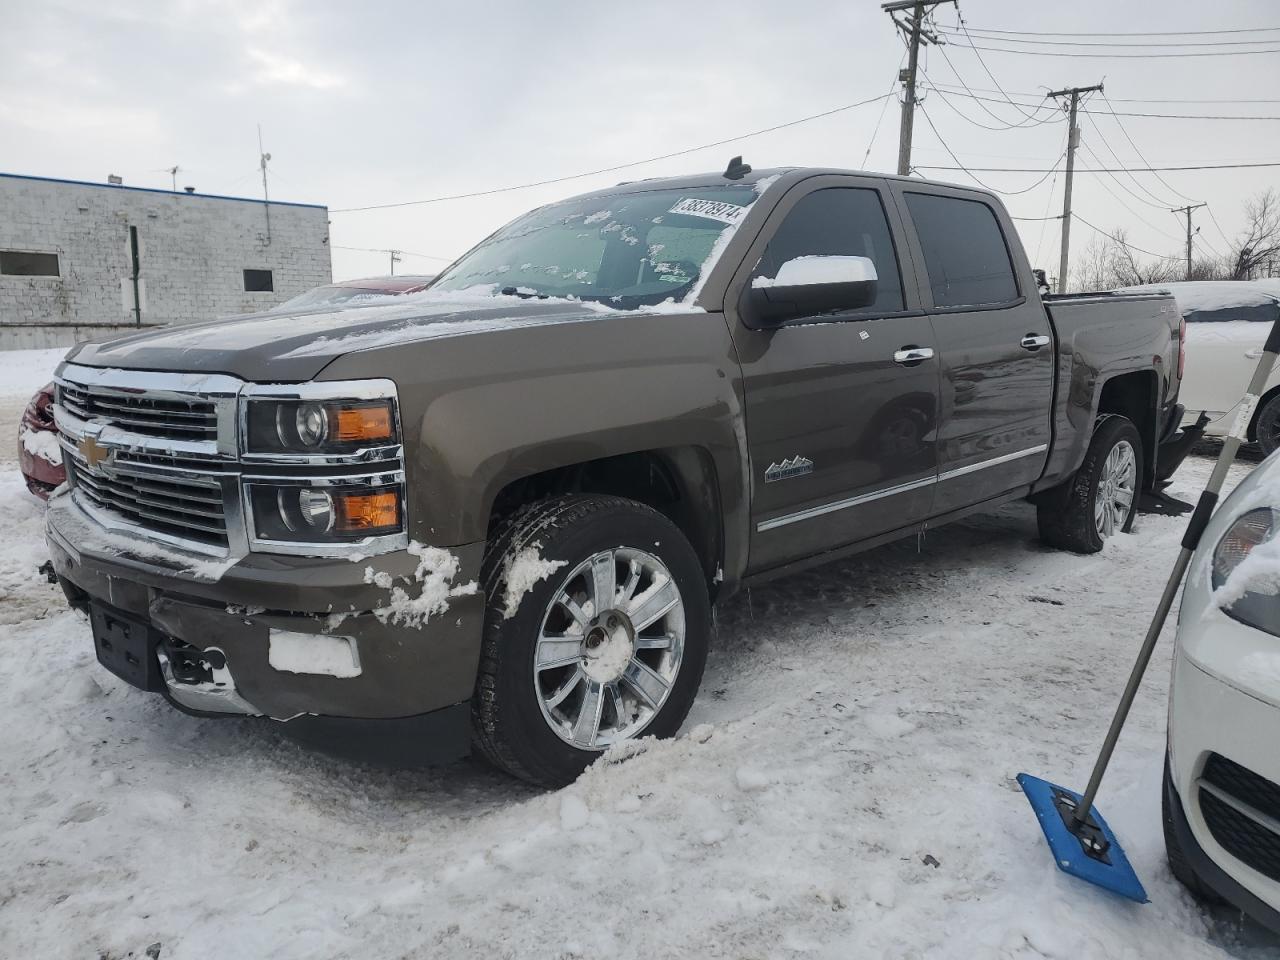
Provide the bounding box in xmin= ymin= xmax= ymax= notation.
xmin=895 ymin=186 xmax=1054 ymax=515
xmin=726 ymin=179 xmax=941 ymax=573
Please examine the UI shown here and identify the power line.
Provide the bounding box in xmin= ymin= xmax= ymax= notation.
xmin=923 ymin=71 xmax=1060 ymax=131
xmin=1079 ymin=113 xmax=1180 ymax=210
xmin=332 ymin=92 xmax=893 ymax=213
xmin=915 ymin=160 xmax=1280 ymax=173
xmin=923 ymin=81 xmax=1280 ymax=104
xmin=863 ymin=51 xmax=906 ymax=167
xmin=928 ymin=46 xmax=1060 ymax=128
xmin=951 ymin=11 xmax=1049 ymax=124
xmin=331 ymin=245 xmax=454 ymax=262
xmin=1075 ymin=147 xmax=1184 ymax=241
xmin=939 ymin=25 xmax=1280 ymax=38
xmin=1095 ymin=92 xmax=1200 ymax=205
xmin=938 ymin=29 xmax=1280 ymax=48
xmin=918 ymin=87 xmax=1280 ymax=120
xmin=1072 ymin=213 xmax=1169 ymax=258
xmin=943 ymin=40 xmax=1280 ymax=58
xmin=916 ymin=102 xmax=1065 ymax=195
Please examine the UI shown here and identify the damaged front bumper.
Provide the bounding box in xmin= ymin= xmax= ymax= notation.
xmin=46 ymin=492 xmax=485 ymax=766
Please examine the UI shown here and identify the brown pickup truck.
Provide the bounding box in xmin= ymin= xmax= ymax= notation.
xmin=46 ymin=164 xmax=1186 ymax=786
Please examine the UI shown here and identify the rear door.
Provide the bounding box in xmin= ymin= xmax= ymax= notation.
xmin=725 ymin=176 xmax=940 ymax=573
xmin=893 ymin=185 xmax=1054 ymax=515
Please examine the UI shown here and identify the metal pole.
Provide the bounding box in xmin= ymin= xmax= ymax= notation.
xmin=1048 ymin=83 xmax=1103 ymax=295
xmin=1073 ymin=316 xmax=1280 ymax=826
xmin=897 ymin=1 xmax=924 ymax=177
xmin=1172 ymin=203 xmax=1206 ymax=281
xmin=1057 ymin=94 xmax=1078 ymax=295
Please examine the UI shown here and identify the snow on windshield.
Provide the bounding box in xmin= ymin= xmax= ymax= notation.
xmin=430 ymin=184 xmax=766 ymax=309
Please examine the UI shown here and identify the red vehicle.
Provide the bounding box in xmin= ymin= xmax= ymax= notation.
xmin=18 ymin=382 xmax=62 ymax=499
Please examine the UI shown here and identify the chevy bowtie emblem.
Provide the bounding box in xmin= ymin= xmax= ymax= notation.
xmin=765 ymin=456 xmax=814 ymax=482
xmin=78 ymin=435 xmax=113 ymax=470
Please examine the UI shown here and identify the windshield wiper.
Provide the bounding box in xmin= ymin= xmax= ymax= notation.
xmin=500 ymin=287 xmax=549 ymax=300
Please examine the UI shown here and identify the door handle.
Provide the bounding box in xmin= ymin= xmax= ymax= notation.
xmin=1021 ymin=334 xmax=1051 ymax=350
xmin=893 ymin=346 xmax=935 ymax=366
xmin=1246 ymin=349 xmax=1263 ymax=359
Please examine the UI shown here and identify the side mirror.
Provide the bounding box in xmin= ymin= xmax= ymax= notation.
xmin=746 ymin=255 xmax=879 ymax=326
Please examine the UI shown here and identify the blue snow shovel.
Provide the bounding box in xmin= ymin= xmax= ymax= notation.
xmin=1019 ymin=314 xmax=1280 ymax=904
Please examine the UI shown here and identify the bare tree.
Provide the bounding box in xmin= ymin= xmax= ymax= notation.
xmin=1228 ymin=189 xmax=1280 ymax=280
xmin=1106 ymin=230 xmax=1179 ymax=286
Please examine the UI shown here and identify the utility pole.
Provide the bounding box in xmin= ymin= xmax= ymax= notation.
xmin=167 ymin=166 xmax=181 ymax=191
xmin=1048 ymin=83 xmax=1104 ymax=294
xmin=1172 ymin=203 xmax=1207 ymax=280
xmin=882 ymin=0 xmax=954 ymax=177
xmin=389 ymin=250 xmax=401 ymax=276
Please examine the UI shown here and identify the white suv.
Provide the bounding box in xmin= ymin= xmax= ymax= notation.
xmin=1166 ymin=449 xmax=1280 ymax=932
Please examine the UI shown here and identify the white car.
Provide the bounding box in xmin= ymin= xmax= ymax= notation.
xmin=1165 ymin=448 xmax=1280 ymax=932
xmin=1118 ymin=281 xmax=1280 ymax=454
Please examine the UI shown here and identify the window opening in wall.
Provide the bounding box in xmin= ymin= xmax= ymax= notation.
xmin=0 ymin=251 xmax=60 ymax=277
xmin=244 ymin=269 xmax=274 ymax=292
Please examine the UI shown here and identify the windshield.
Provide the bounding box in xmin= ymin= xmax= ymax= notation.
xmin=430 ymin=184 xmax=764 ymax=308
xmin=275 ymin=285 xmax=396 ymax=312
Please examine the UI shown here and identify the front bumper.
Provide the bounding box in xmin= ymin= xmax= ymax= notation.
xmin=1168 ymin=645 xmax=1280 ymax=931
xmin=47 ymin=492 xmax=485 ymax=762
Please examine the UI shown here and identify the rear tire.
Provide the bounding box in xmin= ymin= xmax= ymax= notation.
xmin=1037 ymin=415 xmax=1143 ymax=554
xmin=1253 ymin=393 xmax=1280 ymax=457
xmin=472 ymin=494 xmax=710 ymax=788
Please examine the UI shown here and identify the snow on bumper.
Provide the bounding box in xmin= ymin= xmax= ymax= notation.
xmin=45 ymin=493 xmax=487 ymax=723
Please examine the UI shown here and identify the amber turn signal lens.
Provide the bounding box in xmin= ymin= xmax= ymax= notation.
xmin=334 ymin=404 xmax=393 ymax=442
xmin=335 ymin=491 xmax=400 ymax=531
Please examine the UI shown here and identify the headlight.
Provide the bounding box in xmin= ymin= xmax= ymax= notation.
xmin=1212 ymin=507 xmax=1280 ymax=636
xmin=248 ymin=481 xmax=403 ymax=545
xmin=245 ymin=397 xmax=397 ymax=456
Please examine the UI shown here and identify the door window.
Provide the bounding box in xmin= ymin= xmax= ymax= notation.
xmin=904 ymin=193 xmax=1018 ymax=308
xmin=753 ymin=188 xmax=905 ymax=316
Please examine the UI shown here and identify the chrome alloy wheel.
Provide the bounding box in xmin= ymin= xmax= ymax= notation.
xmin=1095 ymin=439 xmax=1137 ymax=538
xmin=533 ymin=547 xmax=685 ymax=750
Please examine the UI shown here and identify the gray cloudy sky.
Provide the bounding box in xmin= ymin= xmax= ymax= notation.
xmin=3 ymin=0 xmax=1278 ymax=282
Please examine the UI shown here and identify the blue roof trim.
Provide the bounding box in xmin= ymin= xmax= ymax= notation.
xmin=0 ymin=172 xmax=327 ymax=210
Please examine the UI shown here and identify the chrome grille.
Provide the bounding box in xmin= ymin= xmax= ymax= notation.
xmin=66 ymin=450 xmax=229 ymax=548
xmin=58 ymin=380 xmax=218 ymax=441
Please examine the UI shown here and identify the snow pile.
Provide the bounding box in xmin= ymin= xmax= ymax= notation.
xmin=0 ymin=347 xmax=66 ymax=397
xmin=500 ymin=546 xmax=566 ymax=619
xmin=364 ymin=540 xmax=478 ymax=628
xmin=19 ymin=424 xmax=62 ymax=465
xmin=0 ymin=453 xmax=1273 ymax=959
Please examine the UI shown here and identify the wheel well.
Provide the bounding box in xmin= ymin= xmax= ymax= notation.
xmin=1247 ymin=383 xmax=1280 ymax=442
xmin=1097 ymin=371 xmax=1157 ymax=487
xmin=488 ymin=448 xmax=723 ymax=591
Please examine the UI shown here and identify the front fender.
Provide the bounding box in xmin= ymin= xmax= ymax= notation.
xmin=318 ymin=309 xmax=748 ymax=581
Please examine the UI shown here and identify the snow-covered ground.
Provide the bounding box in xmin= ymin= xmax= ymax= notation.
xmin=1 ymin=348 xmax=1279 ymax=959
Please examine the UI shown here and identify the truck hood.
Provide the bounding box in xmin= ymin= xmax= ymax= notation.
xmin=65 ymin=293 xmax=615 ymax=382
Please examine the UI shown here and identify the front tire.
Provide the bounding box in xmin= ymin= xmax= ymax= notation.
xmin=472 ymin=494 xmax=710 ymax=787
xmin=1163 ymin=757 xmax=1223 ymax=904
xmin=1038 ymin=415 xmax=1143 ymax=553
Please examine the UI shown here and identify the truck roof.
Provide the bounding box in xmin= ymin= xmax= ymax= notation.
xmin=564 ymin=165 xmax=999 ymax=205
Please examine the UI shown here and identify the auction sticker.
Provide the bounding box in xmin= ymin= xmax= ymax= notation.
xmin=668 ymin=198 xmax=747 ymax=225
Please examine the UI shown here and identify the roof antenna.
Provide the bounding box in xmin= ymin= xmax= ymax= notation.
xmin=723 ymin=156 xmax=752 ymax=181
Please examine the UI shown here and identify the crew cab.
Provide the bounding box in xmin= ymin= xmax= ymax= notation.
xmin=45 ymin=164 xmax=1184 ymax=786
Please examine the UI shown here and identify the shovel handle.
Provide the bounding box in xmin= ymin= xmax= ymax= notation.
xmin=1072 ymin=314 xmax=1280 ymax=826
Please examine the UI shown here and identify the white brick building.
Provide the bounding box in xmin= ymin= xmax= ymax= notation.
xmin=0 ymin=173 xmax=331 ymax=349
